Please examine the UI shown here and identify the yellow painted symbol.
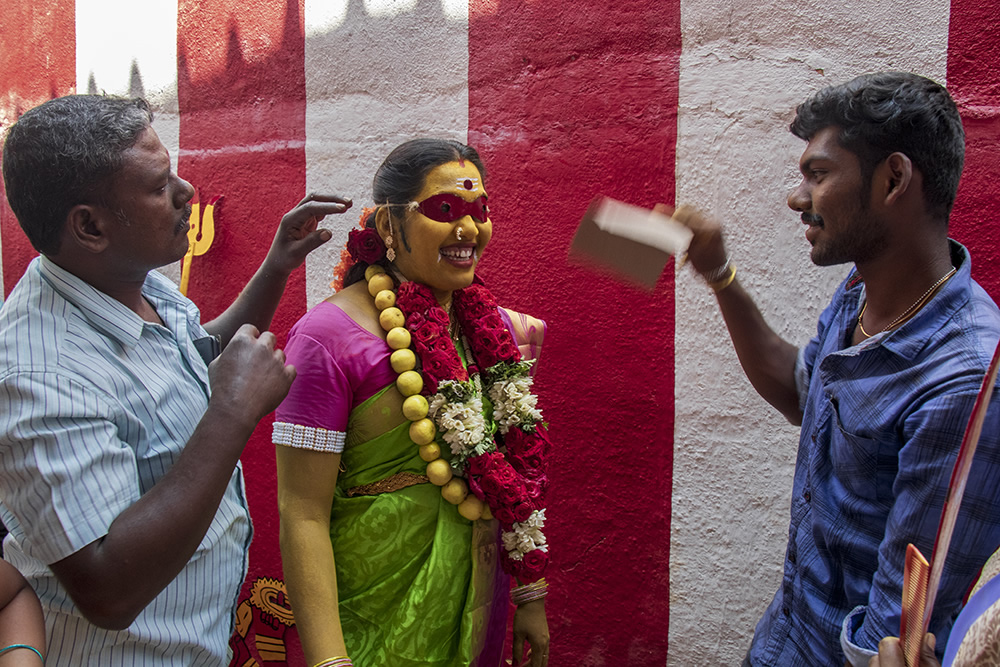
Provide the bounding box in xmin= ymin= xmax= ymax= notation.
xmin=179 ymin=193 xmax=221 ymax=296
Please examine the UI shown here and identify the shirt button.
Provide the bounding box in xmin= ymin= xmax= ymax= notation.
xmin=788 ymin=552 xmax=796 ymax=564
xmin=782 ymin=606 xmax=790 ymax=617
xmin=803 ymin=491 xmax=811 ymax=502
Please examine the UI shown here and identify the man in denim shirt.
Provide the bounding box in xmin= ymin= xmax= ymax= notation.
xmin=674 ymin=72 xmax=1000 ymax=665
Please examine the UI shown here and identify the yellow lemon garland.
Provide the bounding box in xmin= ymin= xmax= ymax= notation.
xmin=365 ymin=265 xmax=490 ymax=521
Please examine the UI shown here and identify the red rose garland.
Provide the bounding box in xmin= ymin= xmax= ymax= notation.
xmin=395 ymin=279 xmax=551 ymax=581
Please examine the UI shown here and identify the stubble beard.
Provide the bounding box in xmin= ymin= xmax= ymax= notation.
xmin=810 ymin=187 xmax=889 ymax=268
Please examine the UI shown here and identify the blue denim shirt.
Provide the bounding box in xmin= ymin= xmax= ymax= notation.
xmin=747 ymin=241 xmax=1000 ymax=666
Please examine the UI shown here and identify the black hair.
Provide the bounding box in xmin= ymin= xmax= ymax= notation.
xmin=2 ymin=95 xmax=153 ymax=255
xmin=789 ymin=71 xmax=964 ymax=220
xmin=344 ymin=138 xmax=487 ymax=287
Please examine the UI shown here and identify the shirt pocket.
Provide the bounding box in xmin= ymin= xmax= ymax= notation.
xmin=829 ymin=396 xmax=898 ymax=505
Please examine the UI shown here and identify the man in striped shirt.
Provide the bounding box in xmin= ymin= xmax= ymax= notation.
xmin=0 ymin=95 xmax=350 ymax=665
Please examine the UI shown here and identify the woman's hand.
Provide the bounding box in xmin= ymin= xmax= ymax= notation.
xmin=512 ymin=598 xmax=549 ymax=667
xmin=868 ymin=634 xmax=940 ymax=667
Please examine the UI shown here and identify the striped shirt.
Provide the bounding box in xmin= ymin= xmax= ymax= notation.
xmin=748 ymin=241 xmax=1000 ymax=666
xmin=0 ymin=256 xmax=251 ymax=666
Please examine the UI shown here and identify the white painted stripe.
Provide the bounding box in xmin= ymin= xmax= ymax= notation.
xmin=302 ymin=1 xmax=469 ymax=307
xmin=669 ymin=2 xmax=951 ymax=664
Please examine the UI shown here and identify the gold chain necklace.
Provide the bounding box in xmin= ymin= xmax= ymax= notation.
xmin=857 ymin=267 xmax=957 ymax=338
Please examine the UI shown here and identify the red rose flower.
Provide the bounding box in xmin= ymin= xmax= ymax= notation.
xmin=497 ymin=340 xmax=520 ymax=363
xmin=503 ymin=427 xmax=529 ymax=453
xmin=346 ymin=227 xmax=385 ymax=264
xmin=508 ymin=454 xmax=542 ymax=476
xmin=531 ymin=426 xmax=553 ymax=453
xmin=467 ymin=474 xmax=484 ymax=500
xmin=406 ymin=311 xmax=427 ymax=329
xmin=480 ymin=326 xmax=504 ymax=346
xmin=423 ymin=355 xmax=454 ymax=382
xmin=468 ymin=452 xmax=502 ymax=475
xmin=521 ymin=549 xmax=548 ymax=578
xmin=498 ymin=482 xmax=524 ymax=506
xmin=427 ymin=337 xmax=453 ymax=355
xmin=492 ymin=463 xmax=519 ymax=486
xmin=410 ymin=321 xmax=436 ymax=345
xmin=475 ymin=331 xmax=502 ymax=362
xmin=521 ymin=478 xmax=543 ymax=501
xmin=465 ymin=284 xmax=498 ymax=310
xmin=512 ymin=501 xmax=534 ymax=523
xmin=508 ymin=431 xmax=547 ymax=467
xmin=494 ymin=507 xmax=515 ymax=525
xmin=502 ymin=548 xmax=547 ymax=580
xmin=427 ymin=308 xmax=450 ymax=326
xmin=479 ymin=471 xmax=505 ymax=499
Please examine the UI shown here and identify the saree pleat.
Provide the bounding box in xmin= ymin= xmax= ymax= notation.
xmin=330 ymin=384 xmax=508 ymax=666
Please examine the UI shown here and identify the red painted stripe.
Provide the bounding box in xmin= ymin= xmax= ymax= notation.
xmin=0 ymin=0 xmax=76 ymax=296
xmin=469 ymin=3 xmax=681 ymax=663
xmin=947 ymin=0 xmax=1000 ymax=300
xmin=176 ymin=2 xmax=307 ymax=664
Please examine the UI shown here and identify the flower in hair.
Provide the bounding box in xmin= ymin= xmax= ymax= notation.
xmin=331 ymin=207 xmax=379 ymax=291
xmin=346 ymin=226 xmax=385 ymax=264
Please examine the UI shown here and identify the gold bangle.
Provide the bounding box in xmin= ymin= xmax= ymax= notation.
xmin=707 ymin=262 xmax=737 ymax=292
xmin=312 ymin=657 xmax=353 ymax=667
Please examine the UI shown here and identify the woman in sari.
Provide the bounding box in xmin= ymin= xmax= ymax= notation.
xmin=274 ymin=139 xmax=552 ymax=667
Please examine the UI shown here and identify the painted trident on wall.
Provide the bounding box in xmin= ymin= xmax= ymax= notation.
xmin=179 ymin=193 xmax=221 ymax=296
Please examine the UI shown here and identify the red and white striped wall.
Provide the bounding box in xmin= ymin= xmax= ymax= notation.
xmin=0 ymin=1 xmax=997 ymax=665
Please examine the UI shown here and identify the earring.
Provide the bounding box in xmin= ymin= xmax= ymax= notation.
xmin=456 ymin=227 xmax=463 ymax=241
xmin=385 ymin=215 xmax=396 ymax=261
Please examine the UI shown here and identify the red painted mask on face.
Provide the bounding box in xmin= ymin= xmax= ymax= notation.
xmin=415 ymin=193 xmax=489 ymax=223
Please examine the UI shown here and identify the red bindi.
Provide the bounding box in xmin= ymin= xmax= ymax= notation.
xmin=463 ymin=179 xmax=474 ymax=190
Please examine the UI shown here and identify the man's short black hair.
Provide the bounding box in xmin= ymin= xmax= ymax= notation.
xmin=2 ymin=95 xmax=153 ymax=255
xmin=790 ymin=72 xmax=965 ymax=220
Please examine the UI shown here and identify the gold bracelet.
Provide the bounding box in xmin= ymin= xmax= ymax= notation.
xmin=707 ymin=262 xmax=737 ymax=292
xmin=312 ymin=657 xmax=353 ymax=667
xmin=511 ymin=578 xmax=549 ymax=605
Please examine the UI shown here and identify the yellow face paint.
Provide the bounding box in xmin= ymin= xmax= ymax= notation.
xmin=391 ymin=161 xmax=492 ymax=305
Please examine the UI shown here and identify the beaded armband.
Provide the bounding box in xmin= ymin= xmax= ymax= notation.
xmin=272 ymin=422 xmax=346 ymax=453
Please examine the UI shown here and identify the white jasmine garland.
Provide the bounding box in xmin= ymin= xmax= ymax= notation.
xmin=489 ymin=375 xmax=542 ymax=434
xmin=501 ymin=509 xmax=548 ymax=560
xmin=439 ymin=400 xmax=486 ymax=453
xmin=429 ymin=378 xmax=493 ymax=466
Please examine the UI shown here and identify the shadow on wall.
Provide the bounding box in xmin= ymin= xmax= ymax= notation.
xmin=82 ymin=0 xmax=469 ymax=115
xmin=73 ymin=0 xmax=470 ymax=301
